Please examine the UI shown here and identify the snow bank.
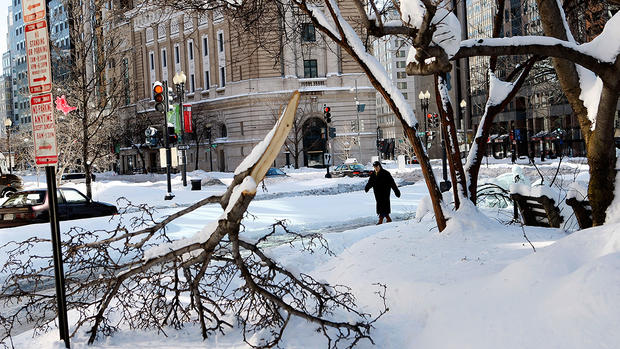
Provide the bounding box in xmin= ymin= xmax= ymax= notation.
xmin=400 ymin=0 xmax=426 ymax=29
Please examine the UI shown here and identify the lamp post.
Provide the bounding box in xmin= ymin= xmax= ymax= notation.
xmin=4 ymin=118 xmax=12 ymax=174
xmin=459 ymin=99 xmax=468 ymax=151
xmin=418 ymin=90 xmax=430 ymax=148
xmin=354 ymin=79 xmax=362 ymax=162
xmin=173 ymin=71 xmax=188 ymax=187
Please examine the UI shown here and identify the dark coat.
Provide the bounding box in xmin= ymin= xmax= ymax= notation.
xmin=365 ymin=168 xmax=400 ymax=215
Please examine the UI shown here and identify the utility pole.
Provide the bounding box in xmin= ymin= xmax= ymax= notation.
xmin=355 ymin=80 xmax=362 ymax=162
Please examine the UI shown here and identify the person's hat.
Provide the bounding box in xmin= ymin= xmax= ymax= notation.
xmin=372 ymin=161 xmax=381 ymax=167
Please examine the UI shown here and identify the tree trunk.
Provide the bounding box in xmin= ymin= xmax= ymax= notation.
xmin=587 ymin=86 xmax=618 ymax=225
xmin=434 ymin=73 xmax=468 ymax=208
xmin=83 ymin=116 xmax=92 ymax=199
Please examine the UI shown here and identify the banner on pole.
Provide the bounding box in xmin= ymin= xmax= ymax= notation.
xmin=183 ymin=104 xmax=193 ymax=133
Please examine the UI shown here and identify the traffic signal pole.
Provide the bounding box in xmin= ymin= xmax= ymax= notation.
xmin=155 ymin=81 xmax=174 ymax=200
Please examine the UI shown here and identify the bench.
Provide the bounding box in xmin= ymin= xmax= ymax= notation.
xmin=566 ymin=197 xmax=593 ymax=229
xmin=510 ymin=193 xmax=563 ymax=228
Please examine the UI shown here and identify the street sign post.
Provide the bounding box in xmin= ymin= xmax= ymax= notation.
xmin=23 ymin=1 xmax=69 ymax=347
xmin=24 ymin=20 xmax=52 ymax=94
xmin=31 ymin=93 xmax=58 ymax=165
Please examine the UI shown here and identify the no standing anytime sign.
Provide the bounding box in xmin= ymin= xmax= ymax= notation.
xmin=31 ymin=93 xmax=58 ymax=165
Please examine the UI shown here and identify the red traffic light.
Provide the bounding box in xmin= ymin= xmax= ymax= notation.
xmin=324 ymin=106 xmax=331 ymax=113
xmin=153 ymin=84 xmax=164 ymax=94
xmin=427 ymin=113 xmax=433 ymax=119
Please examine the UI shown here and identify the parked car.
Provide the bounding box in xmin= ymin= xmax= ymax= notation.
xmin=61 ymin=172 xmax=96 ymax=183
xmin=266 ymin=168 xmax=287 ymax=177
xmin=332 ymin=163 xmax=372 ymax=177
xmin=0 ymin=173 xmax=23 ymax=198
xmin=0 ymin=188 xmax=117 ymax=228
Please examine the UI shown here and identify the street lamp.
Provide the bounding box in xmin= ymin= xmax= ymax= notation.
xmin=4 ymin=118 xmax=12 ymax=174
xmin=459 ymin=99 xmax=468 ymax=151
xmin=418 ymin=90 xmax=430 ymax=148
xmin=173 ymin=71 xmax=188 ymax=187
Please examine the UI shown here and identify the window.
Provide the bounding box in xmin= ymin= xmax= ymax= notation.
xmin=395 ymin=50 xmax=406 ymax=58
xmin=190 ymin=73 xmax=195 ymax=92
xmin=302 ymin=23 xmax=316 ymax=42
xmin=188 ymin=41 xmax=194 ymax=60
xmin=303 ymin=59 xmax=318 ymax=78
xmin=396 ymin=61 xmax=406 ymax=68
xmin=161 ymin=48 xmax=167 ymax=67
xmin=220 ymin=124 xmax=227 ymax=137
xmin=62 ymin=189 xmax=88 ymax=204
xmin=397 ymin=82 xmax=407 ymax=89
xmin=220 ymin=67 xmax=226 ymax=87
xmin=218 ymin=32 xmax=224 ymax=52
xmin=203 ymin=37 xmax=208 ymax=56
xmin=175 ymin=45 xmax=180 ymax=64
xmin=204 ymin=71 xmax=210 ymax=90
xmin=149 ymin=52 xmax=154 ymax=70
xmin=396 ymin=71 xmax=407 ymax=79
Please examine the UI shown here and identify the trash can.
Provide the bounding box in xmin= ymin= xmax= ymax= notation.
xmin=190 ymin=179 xmax=202 ymax=191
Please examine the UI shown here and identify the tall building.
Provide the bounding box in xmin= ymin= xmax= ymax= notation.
xmin=114 ymin=4 xmax=379 ymax=173
xmin=6 ymin=0 xmax=72 ymax=129
xmin=1 ymin=51 xmax=14 ymax=137
xmin=8 ymin=0 xmax=29 ymax=127
xmin=465 ymin=0 xmax=592 ymax=158
xmin=373 ymin=34 xmax=420 ymax=161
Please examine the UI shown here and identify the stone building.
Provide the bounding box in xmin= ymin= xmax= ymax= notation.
xmin=114 ymin=3 xmax=378 ymax=174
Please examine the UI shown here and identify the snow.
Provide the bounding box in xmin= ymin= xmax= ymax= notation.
xmin=576 ymin=65 xmax=602 ymax=129
xmin=430 ymin=9 xmax=461 ymax=58
xmin=3 ymin=160 xmax=620 ymax=348
xmin=400 ymin=0 xmax=426 ymax=29
xmin=487 ymin=71 xmax=515 ymax=105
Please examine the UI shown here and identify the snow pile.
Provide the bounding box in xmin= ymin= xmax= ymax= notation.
xmin=510 ymin=182 xmax=557 ymax=200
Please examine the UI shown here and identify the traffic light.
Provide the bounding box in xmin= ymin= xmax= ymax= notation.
xmin=153 ymin=82 xmax=166 ymax=112
xmin=433 ymin=114 xmax=440 ymax=128
xmin=168 ymin=126 xmax=178 ymax=144
xmin=324 ymin=105 xmax=332 ymax=123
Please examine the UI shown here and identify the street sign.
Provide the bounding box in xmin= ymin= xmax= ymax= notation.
xmin=24 ymin=20 xmax=52 ymax=94
xmin=31 ymin=93 xmax=58 ymax=165
xmin=22 ymin=0 xmax=46 ymax=23
xmin=177 ymin=144 xmax=190 ymax=150
xmin=324 ymin=153 xmax=333 ymax=165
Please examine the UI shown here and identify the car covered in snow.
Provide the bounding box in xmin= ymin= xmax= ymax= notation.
xmin=266 ymin=168 xmax=287 ymax=177
xmin=0 ymin=188 xmax=117 ymax=228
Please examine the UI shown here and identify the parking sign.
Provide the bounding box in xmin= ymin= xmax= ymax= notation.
xmin=31 ymin=93 xmax=58 ymax=165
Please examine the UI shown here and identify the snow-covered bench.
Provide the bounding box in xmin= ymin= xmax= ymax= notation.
xmin=510 ymin=193 xmax=563 ymax=228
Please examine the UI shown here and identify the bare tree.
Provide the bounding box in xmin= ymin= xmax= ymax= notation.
xmin=51 ymin=0 xmax=132 ymax=198
xmin=0 ymin=92 xmax=386 ymax=348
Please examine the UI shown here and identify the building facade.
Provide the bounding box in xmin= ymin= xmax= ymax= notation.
xmin=115 ymin=4 xmax=379 ymax=173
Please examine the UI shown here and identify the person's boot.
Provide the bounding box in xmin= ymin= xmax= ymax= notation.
xmin=376 ymin=217 xmax=384 ymax=225
xmin=386 ymin=215 xmax=392 ymax=223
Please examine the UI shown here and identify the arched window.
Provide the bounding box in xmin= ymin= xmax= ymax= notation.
xmin=220 ymin=124 xmax=227 ymax=138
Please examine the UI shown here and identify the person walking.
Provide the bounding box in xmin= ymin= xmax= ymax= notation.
xmin=365 ymin=161 xmax=400 ymax=225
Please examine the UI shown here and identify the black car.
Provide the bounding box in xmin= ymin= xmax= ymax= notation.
xmin=332 ymin=163 xmax=372 ymax=177
xmin=0 ymin=188 xmax=117 ymax=228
